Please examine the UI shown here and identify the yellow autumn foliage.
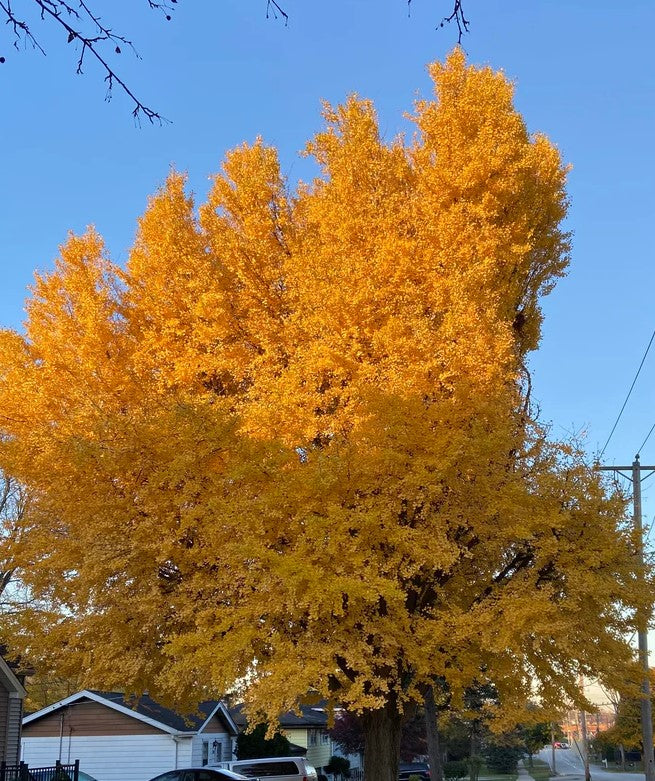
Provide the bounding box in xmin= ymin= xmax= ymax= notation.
xmin=0 ymin=51 xmax=646 ymax=778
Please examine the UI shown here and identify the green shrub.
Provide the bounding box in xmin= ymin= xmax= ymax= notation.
xmin=325 ymin=755 xmax=351 ymax=778
xmin=235 ymin=723 xmax=291 ymax=759
xmin=444 ymin=759 xmax=469 ymax=780
xmin=484 ymin=743 xmax=524 ymax=774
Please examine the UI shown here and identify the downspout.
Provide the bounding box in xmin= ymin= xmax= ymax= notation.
xmin=58 ymin=712 xmax=65 ymax=762
xmin=172 ymin=736 xmax=181 ymax=769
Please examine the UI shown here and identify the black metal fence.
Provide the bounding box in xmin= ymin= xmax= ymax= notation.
xmin=0 ymin=760 xmax=79 ymax=781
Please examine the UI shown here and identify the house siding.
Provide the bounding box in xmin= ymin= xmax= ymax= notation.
xmin=306 ymin=738 xmax=332 ymax=771
xmin=283 ymin=728 xmax=308 ymax=749
xmin=0 ymin=684 xmax=8 ymax=761
xmin=23 ymin=700 xmax=166 ymax=737
xmin=192 ymin=709 xmax=235 ymax=766
xmin=283 ymin=728 xmax=331 ymax=771
xmin=6 ymin=694 xmax=23 ymax=764
xmin=191 ymin=733 xmax=234 ymax=766
xmin=0 ymin=655 xmax=26 ymax=766
xmin=200 ymin=716 xmax=228 ymax=734
xmin=21 ymin=734 xmax=193 ymax=781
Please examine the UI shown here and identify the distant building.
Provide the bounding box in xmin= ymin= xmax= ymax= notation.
xmin=561 ymin=707 xmax=615 ymax=742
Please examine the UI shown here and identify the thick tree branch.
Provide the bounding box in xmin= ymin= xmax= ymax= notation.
xmin=0 ymin=473 xmax=27 ymax=600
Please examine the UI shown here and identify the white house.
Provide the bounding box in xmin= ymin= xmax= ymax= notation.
xmin=0 ymin=651 xmax=27 ymax=765
xmin=22 ymin=690 xmax=239 ymax=781
xmin=229 ymin=702 xmax=347 ymax=776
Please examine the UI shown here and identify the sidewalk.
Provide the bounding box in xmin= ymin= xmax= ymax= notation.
xmin=519 ymin=758 xmax=585 ymax=781
xmin=518 ymin=762 xmax=533 ymax=780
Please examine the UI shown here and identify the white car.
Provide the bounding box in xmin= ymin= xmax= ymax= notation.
xmin=149 ymin=770 xmax=252 ymax=781
xmin=217 ymin=757 xmax=318 ymax=781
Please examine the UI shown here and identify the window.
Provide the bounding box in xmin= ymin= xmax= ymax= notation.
xmin=309 ymin=729 xmax=318 ymax=746
xmin=211 ymin=739 xmax=222 ymax=763
xmin=235 ymin=762 xmax=299 ymax=777
xmin=202 ymin=741 xmax=209 ymax=766
xmin=232 ymin=765 xmax=261 ymax=778
xmin=321 ymin=730 xmax=330 ymax=744
xmin=276 ymin=762 xmax=301 ymax=774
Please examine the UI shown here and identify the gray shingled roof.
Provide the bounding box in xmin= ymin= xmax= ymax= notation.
xmin=229 ymin=702 xmax=329 ymax=729
xmin=87 ymin=691 xmax=224 ymax=733
xmin=25 ymin=690 xmax=326 ymax=735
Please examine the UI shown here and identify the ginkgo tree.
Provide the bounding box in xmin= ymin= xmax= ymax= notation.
xmin=0 ymin=50 xmax=647 ymax=781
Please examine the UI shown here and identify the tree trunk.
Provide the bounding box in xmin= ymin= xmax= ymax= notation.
xmin=425 ymin=685 xmax=444 ymax=781
xmin=469 ymin=722 xmax=481 ymax=781
xmin=619 ymin=743 xmax=626 ymax=771
xmin=362 ymin=703 xmax=404 ymax=781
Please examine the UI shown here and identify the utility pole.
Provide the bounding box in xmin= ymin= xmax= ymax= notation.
xmin=551 ymin=723 xmax=557 ymax=776
xmin=599 ymin=455 xmax=655 ymax=781
xmin=579 ymin=689 xmax=591 ymax=781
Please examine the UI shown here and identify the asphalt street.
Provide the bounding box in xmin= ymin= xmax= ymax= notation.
xmin=537 ymin=746 xmax=644 ymax=781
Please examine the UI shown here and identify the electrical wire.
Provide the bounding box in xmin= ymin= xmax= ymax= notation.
xmin=600 ymin=329 xmax=655 ymax=457
xmin=638 ymin=423 xmax=655 ymax=457
xmin=645 ymin=513 xmax=655 ymax=541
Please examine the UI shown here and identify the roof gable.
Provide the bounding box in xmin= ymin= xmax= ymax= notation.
xmin=23 ymin=690 xmax=236 ymax=735
xmin=0 ymin=654 xmax=27 ymax=698
xmin=198 ymin=702 xmax=239 ymax=735
xmin=22 ymin=697 xmax=168 ymax=737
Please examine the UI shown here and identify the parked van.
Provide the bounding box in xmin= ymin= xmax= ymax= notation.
xmin=217 ymin=757 xmax=318 ymax=781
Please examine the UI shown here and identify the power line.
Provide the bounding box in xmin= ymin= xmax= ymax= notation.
xmin=638 ymin=423 xmax=655 ymax=456
xmin=600 ymin=329 xmax=655 ymax=458
xmin=645 ymin=514 xmax=655 ymax=542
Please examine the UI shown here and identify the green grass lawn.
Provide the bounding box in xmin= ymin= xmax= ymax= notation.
xmin=478 ymin=775 xmax=519 ymax=781
xmin=477 ymin=761 xmax=519 ymax=781
xmin=524 ymin=759 xmax=553 ymax=781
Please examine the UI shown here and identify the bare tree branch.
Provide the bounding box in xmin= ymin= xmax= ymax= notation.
xmin=406 ymin=1 xmax=470 ymax=43
xmin=0 ymin=0 xmax=176 ymax=123
xmin=266 ymin=0 xmax=288 ymax=26
xmin=0 ymin=2 xmax=469 ymax=122
xmin=0 ymin=0 xmax=46 ymax=55
xmin=437 ymin=0 xmax=469 ymax=43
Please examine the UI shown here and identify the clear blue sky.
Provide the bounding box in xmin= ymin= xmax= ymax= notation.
xmin=1 ymin=0 xmax=654 ymax=508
